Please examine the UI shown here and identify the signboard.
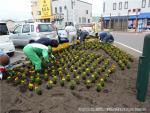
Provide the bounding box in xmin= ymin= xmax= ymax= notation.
xmin=39 ymin=0 xmax=51 ymax=18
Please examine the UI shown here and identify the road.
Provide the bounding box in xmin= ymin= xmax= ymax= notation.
xmin=10 ymin=47 xmax=25 ymax=64
xmin=111 ymin=32 xmax=149 ymax=58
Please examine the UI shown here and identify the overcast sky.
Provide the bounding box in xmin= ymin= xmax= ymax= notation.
xmin=0 ymin=0 xmax=103 ymax=21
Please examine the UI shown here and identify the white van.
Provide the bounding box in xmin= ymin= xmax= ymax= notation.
xmin=0 ymin=22 xmax=15 ymax=56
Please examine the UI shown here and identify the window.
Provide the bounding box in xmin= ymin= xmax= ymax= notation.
xmin=119 ymin=2 xmax=122 ymax=10
xmin=59 ymin=6 xmax=62 ymax=13
xmin=138 ymin=8 xmax=141 ymax=12
xmin=82 ymin=17 xmax=86 ymax=23
xmin=142 ymin=0 xmax=146 ymax=8
xmin=113 ymin=3 xmax=117 ymax=10
xmin=88 ymin=19 xmax=90 ymax=23
xmin=103 ymin=2 xmax=105 ymax=12
xmin=14 ymin=25 xmax=22 ymax=34
xmin=133 ymin=9 xmax=136 ymax=12
xmin=0 ymin=23 xmax=9 ymax=35
xmin=22 ymin=24 xmax=30 ymax=33
xmin=38 ymin=24 xmax=54 ymax=32
xmin=128 ymin=9 xmax=131 ymax=12
xmin=124 ymin=1 xmax=128 ymax=9
xmin=86 ymin=10 xmax=88 ymax=14
xmin=31 ymin=25 xmax=34 ymax=32
xmin=147 ymin=19 xmax=150 ymax=25
xmin=37 ymin=11 xmax=41 ymax=15
xmin=55 ymin=7 xmax=57 ymax=13
xmin=148 ymin=0 xmax=150 ymax=7
xmin=79 ymin=17 xmax=81 ymax=23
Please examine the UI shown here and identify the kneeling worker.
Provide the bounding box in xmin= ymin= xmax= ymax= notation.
xmin=23 ymin=43 xmax=54 ymax=72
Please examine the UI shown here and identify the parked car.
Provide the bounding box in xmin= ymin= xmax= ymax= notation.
xmin=9 ymin=22 xmax=58 ymax=46
xmin=57 ymin=29 xmax=69 ymax=43
xmin=0 ymin=22 xmax=15 ymax=57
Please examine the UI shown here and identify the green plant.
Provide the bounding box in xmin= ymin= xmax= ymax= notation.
xmin=70 ymin=80 xmax=76 ymax=90
xmin=52 ymin=76 xmax=58 ymax=84
xmin=46 ymin=80 xmax=53 ymax=89
xmin=75 ymin=75 xmax=80 ymax=84
xmin=100 ymin=78 xmax=104 ymax=87
xmin=35 ymin=77 xmax=42 ymax=85
xmin=85 ymin=79 xmax=92 ymax=89
xmin=66 ymin=74 xmax=71 ymax=81
xmin=28 ymin=83 xmax=34 ymax=91
xmin=60 ymin=77 xmax=65 ymax=86
xmin=96 ymin=83 xmax=102 ymax=92
xmin=82 ymin=72 xmax=87 ymax=80
xmin=34 ymin=86 xmax=42 ymax=95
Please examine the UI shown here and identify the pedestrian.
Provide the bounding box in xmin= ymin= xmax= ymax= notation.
xmin=0 ymin=49 xmax=10 ymax=79
xmin=65 ymin=25 xmax=77 ymax=49
xmin=23 ymin=43 xmax=55 ymax=72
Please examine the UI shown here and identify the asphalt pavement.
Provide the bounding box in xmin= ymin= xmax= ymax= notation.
xmin=111 ymin=32 xmax=150 ymax=58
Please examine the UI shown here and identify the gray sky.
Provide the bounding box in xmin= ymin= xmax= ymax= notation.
xmin=0 ymin=0 xmax=103 ymax=21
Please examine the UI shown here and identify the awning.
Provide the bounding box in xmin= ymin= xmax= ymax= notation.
xmin=103 ymin=17 xmax=110 ymax=21
xmin=128 ymin=15 xmax=137 ymax=19
xmin=138 ymin=12 xmax=150 ymax=19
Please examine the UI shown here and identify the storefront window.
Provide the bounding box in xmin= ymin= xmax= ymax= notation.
xmin=142 ymin=0 xmax=146 ymax=8
xmin=147 ymin=19 xmax=150 ymax=25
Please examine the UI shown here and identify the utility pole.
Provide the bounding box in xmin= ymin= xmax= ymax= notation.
xmin=72 ymin=0 xmax=75 ymax=26
xmin=127 ymin=10 xmax=129 ymax=32
xmin=109 ymin=13 xmax=111 ymax=31
xmin=135 ymin=8 xmax=138 ymax=32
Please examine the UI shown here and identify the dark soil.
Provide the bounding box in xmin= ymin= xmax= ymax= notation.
xmin=0 ymin=42 xmax=150 ymax=113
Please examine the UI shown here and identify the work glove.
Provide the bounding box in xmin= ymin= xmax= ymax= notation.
xmin=51 ymin=54 xmax=55 ymax=60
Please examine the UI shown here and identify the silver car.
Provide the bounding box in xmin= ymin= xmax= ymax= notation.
xmin=9 ymin=22 xmax=58 ymax=46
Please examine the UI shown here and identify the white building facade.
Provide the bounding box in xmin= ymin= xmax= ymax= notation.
xmin=52 ymin=0 xmax=92 ymax=28
xmin=103 ymin=0 xmax=150 ymax=31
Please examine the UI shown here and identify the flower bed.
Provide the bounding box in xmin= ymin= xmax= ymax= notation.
xmin=6 ymin=40 xmax=133 ymax=95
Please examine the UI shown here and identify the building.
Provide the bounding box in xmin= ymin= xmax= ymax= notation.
xmin=52 ymin=0 xmax=92 ymax=28
xmin=31 ymin=0 xmax=52 ymax=22
xmin=103 ymin=0 xmax=150 ymax=31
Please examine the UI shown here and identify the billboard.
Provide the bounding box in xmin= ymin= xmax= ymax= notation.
xmin=39 ymin=0 xmax=51 ymax=18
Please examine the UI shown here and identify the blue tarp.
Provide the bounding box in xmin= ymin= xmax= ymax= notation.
xmin=138 ymin=12 xmax=150 ymax=19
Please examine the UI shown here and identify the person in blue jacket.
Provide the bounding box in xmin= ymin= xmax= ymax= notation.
xmin=99 ymin=32 xmax=114 ymax=43
xmin=99 ymin=32 xmax=108 ymax=41
xmin=34 ymin=38 xmax=59 ymax=47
